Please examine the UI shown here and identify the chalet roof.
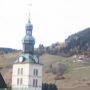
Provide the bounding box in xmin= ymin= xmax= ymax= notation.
xmin=0 ymin=73 xmax=7 ymax=88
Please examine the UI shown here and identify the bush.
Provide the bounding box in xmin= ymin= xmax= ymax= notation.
xmin=50 ymin=63 xmax=67 ymax=76
xmin=56 ymin=63 xmax=67 ymax=76
xmin=42 ymin=83 xmax=57 ymax=90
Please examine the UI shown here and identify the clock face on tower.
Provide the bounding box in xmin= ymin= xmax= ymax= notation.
xmin=19 ymin=56 xmax=24 ymax=62
xmin=34 ymin=56 xmax=39 ymax=63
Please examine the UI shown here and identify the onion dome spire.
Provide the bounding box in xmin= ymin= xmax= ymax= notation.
xmin=22 ymin=4 xmax=35 ymax=54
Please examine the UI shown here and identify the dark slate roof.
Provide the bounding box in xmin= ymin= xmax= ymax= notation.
xmin=0 ymin=73 xmax=7 ymax=88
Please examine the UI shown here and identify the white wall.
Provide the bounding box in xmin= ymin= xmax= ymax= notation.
xmin=12 ymin=63 xmax=42 ymax=90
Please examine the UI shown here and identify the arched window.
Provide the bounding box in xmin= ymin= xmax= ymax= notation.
xmin=17 ymin=78 xmax=19 ymax=85
xmin=33 ymin=79 xmax=38 ymax=87
xmin=33 ymin=69 xmax=35 ymax=76
xmin=33 ymin=69 xmax=38 ymax=76
xmin=20 ymin=78 xmax=23 ymax=85
xmin=21 ymin=68 xmax=23 ymax=75
xmin=36 ymin=69 xmax=38 ymax=76
xmin=36 ymin=79 xmax=38 ymax=87
xmin=18 ymin=68 xmax=20 ymax=75
xmin=33 ymin=79 xmax=35 ymax=86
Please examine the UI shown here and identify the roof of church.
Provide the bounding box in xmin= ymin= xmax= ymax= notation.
xmin=14 ymin=9 xmax=42 ymax=65
xmin=22 ymin=35 xmax=35 ymax=44
xmin=26 ymin=19 xmax=33 ymax=28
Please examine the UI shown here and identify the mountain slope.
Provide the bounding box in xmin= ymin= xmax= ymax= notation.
xmin=60 ymin=28 xmax=90 ymax=56
xmin=1 ymin=53 xmax=90 ymax=90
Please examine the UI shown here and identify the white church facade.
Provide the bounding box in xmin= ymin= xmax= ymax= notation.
xmin=12 ymin=13 xmax=42 ymax=90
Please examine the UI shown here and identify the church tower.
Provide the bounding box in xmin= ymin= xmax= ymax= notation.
xmin=23 ymin=14 xmax=35 ymax=54
xmin=12 ymin=13 xmax=42 ymax=90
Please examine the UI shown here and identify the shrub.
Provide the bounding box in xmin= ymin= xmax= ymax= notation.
xmin=42 ymin=83 xmax=57 ymax=90
xmin=50 ymin=63 xmax=67 ymax=76
xmin=56 ymin=63 xmax=67 ymax=76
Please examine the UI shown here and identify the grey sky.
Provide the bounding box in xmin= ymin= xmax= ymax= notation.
xmin=0 ymin=0 xmax=90 ymax=49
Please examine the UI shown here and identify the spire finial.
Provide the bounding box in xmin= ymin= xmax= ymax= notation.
xmin=28 ymin=3 xmax=32 ymax=22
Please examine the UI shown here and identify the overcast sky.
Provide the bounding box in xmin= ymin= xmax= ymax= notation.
xmin=0 ymin=0 xmax=90 ymax=49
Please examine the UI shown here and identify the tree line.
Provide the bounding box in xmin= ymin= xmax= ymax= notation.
xmin=35 ymin=28 xmax=90 ymax=57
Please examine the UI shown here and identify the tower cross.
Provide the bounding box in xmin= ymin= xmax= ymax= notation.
xmin=29 ymin=3 xmax=32 ymax=16
xmin=28 ymin=3 xmax=32 ymax=22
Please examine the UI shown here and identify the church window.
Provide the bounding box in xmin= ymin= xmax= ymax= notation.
xmin=18 ymin=68 xmax=20 ymax=75
xmin=36 ymin=69 xmax=38 ymax=76
xmin=20 ymin=78 xmax=23 ymax=85
xmin=33 ymin=79 xmax=35 ymax=86
xmin=33 ymin=69 xmax=38 ymax=76
xmin=33 ymin=79 xmax=38 ymax=87
xmin=21 ymin=68 xmax=23 ymax=75
xmin=36 ymin=79 xmax=38 ymax=87
xmin=17 ymin=78 xmax=19 ymax=85
xmin=33 ymin=69 xmax=35 ymax=76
